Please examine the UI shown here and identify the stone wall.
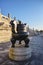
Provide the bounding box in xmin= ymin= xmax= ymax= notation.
xmin=0 ymin=29 xmax=12 ymax=43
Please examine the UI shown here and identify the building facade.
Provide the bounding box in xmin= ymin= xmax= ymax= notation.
xmin=0 ymin=13 xmax=11 ymax=30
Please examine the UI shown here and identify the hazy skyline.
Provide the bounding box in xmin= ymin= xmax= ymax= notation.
xmin=0 ymin=0 xmax=43 ymax=30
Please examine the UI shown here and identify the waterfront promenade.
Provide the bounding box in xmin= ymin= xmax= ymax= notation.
xmin=0 ymin=36 xmax=43 ymax=65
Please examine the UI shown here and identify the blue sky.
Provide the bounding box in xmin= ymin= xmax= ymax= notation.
xmin=0 ymin=0 xmax=43 ymax=30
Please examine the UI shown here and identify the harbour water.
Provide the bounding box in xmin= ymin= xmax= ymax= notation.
xmin=29 ymin=36 xmax=43 ymax=65
xmin=0 ymin=36 xmax=43 ymax=65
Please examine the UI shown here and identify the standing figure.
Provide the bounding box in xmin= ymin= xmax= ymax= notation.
xmin=10 ymin=19 xmax=17 ymax=47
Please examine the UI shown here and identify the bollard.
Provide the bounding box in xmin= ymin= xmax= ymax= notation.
xmin=9 ymin=20 xmax=31 ymax=61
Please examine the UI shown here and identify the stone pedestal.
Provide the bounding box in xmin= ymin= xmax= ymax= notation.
xmin=9 ymin=46 xmax=31 ymax=61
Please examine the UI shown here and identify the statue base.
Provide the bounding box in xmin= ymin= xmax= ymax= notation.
xmin=9 ymin=46 xmax=31 ymax=61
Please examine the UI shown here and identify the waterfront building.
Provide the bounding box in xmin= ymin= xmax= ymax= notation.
xmin=0 ymin=13 xmax=11 ymax=30
xmin=0 ymin=13 xmax=12 ymax=42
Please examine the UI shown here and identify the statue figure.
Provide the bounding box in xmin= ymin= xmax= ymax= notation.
xmin=10 ymin=20 xmax=30 ymax=47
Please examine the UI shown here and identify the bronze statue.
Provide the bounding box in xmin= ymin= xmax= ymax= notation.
xmin=10 ymin=20 xmax=30 ymax=47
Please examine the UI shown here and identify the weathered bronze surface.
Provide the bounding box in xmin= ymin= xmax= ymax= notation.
xmin=10 ymin=20 xmax=30 ymax=47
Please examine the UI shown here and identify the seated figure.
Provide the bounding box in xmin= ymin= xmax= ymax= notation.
xmin=10 ymin=20 xmax=30 ymax=47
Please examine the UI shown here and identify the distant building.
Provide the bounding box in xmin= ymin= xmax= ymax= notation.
xmin=0 ymin=13 xmax=11 ymax=30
